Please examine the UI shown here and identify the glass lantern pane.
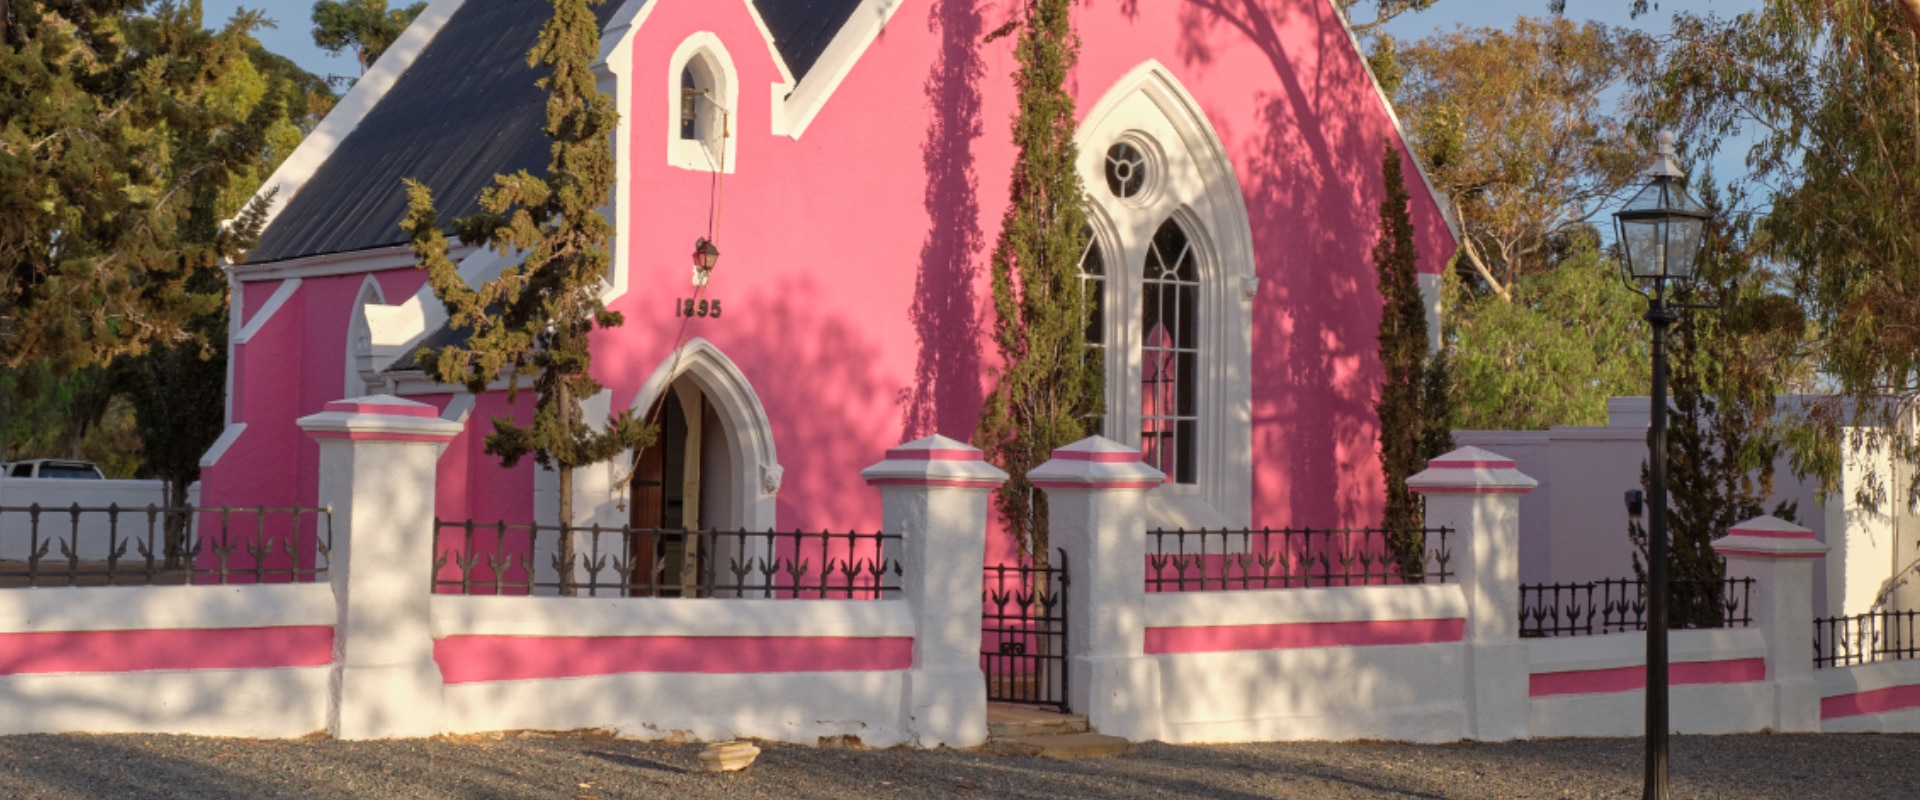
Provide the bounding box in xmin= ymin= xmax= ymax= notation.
xmin=1665 ymin=217 xmax=1704 ymax=279
xmin=1620 ymin=218 xmax=1664 ymax=279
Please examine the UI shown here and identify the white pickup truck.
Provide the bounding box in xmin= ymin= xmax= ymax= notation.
xmin=1 ymin=459 xmax=107 ymax=480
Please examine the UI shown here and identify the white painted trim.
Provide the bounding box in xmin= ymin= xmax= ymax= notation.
xmin=1323 ymin=0 xmax=1460 ymax=244
xmin=667 ymin=34 xmax=741 ymax=174
xmin=198 ymin=423 xmax=248 ymax=469
xmin=779 ymin=0 xmax=904 ymax=140
xmin=233 ymin=278 xmax=302 ymax=344
xmin=230 ymin=0 xmax=469 ymax=240
xmin=1076 ymin=61 xmax=1256 ymax=526
xmin=628 ymin=338 xmax=781 ymax=532
xmin=0 ymin=667 xmax=329 ymax=738
xmin=430 ymin=596 xmax=913 ymax=639
xmin=1524 ymin=627 xmax=1766 ymax=674
xmin=230 ymin=244 xmax=474 ymax=284
xmin=0 ymin=584 xmax=335 ymax=634
xmin=735 ymin=0 xmax=800 ymax=89
xmin=1818 ymin=658 xmax=1920 ymax=698
xmin=1143 ymin=584 xmax=1466 ymax=628
xmin=348 ymin=276 xmax=388 ymax=400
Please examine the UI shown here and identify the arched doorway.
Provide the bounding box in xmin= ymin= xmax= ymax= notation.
xmin=627 ymin=339 xmax=780 ymax=595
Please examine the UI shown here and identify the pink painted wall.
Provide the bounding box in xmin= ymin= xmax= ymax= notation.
xmin=207 ymin=0 xmax=1455 ymax=540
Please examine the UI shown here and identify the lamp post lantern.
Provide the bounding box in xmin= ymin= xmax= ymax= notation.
xmin=1613 ymin=131 xmax=1709 ymax=800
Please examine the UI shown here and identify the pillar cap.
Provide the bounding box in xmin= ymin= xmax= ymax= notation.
xmin=861 ymin=434 xmax=1008 ymax=488
xmin=1028 ymin=436 xmax=1165 ymax=490
xmin=298 ymin=394 xmax=464 ymax=442
xmin=1720 ymin=515 xmax=1827 ymax=559
xmin=1407 ymin=446 xmax=1537 ymax=494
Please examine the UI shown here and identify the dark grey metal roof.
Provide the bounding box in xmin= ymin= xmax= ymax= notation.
xmin=249 ymin=0 xmax=865 ymax=266
xmin=247 ymin=0 xmax=619 ymax=264
xmin=753 ymin=0 xmax=866 ymax=82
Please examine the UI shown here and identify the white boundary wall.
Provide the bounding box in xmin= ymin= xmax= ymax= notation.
xmin=1146 ymin=585 xmax=1470 ymax=743
xmin=0 ymin=583 xmax=334 ymax=737
xmin=432 ymin=596 xmax=916 ymax=745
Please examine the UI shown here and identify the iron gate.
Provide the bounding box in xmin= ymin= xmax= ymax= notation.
xmin=981 ymin=550 xmax=1069 ymax=712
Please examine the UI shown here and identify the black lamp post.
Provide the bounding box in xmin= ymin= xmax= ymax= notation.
xmin=1613 ymin=131 xmax=1709 ymax=800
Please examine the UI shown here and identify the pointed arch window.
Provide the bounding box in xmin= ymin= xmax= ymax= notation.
xmin=1140 ymin=218 xmax=1199 ymax=484
xmin=667 ymin=35 xmax=737 ymax=173
xmin=1079 ymin=228 xmax=1107 ymax=437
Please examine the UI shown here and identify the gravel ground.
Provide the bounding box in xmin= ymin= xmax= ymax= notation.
xmin=0 ymin=731 xmax=1915 ymax=799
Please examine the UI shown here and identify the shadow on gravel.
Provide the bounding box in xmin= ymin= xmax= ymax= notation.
xmin=585 ymin=748 xmax=688 ymax=774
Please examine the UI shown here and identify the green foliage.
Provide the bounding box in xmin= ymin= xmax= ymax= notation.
xmin=1629 ymin=179 xmax=1803 ymax=626
xmin=1447 ymin=243 xmax=1648 ymax=430
xmin=976 ymin=0 xmax=1099 ymax=564
xmin=404 ymin=0 xmax=654 ymax=578
xmin=1641 ymin=0 xmax=1920 ymax=505
xmin=311 ymin=0 xmax=425 ymax=75
xmin=1397 ymin=17 xmax=1653 ymax=300
xmin=1 ymin=0 xmax=276 ymax=373
xmin=1372 ymin=143 xmax=1451 ymax=578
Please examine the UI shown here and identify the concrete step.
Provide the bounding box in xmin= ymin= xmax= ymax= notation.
xmin=986 ymin=703 xmax=1088 ymax=738
xmin=985 ymin=731 xmax=1133 ymax=760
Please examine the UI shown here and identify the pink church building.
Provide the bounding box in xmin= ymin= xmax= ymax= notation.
xmin=203 ymin=0 xmax=1455 ymax=546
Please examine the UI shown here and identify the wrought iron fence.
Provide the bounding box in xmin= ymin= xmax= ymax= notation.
xmin=430 ymin=519 xmax=902 ymax=598
xmin=1815 ymin=610 xmax=1920 ymax=668
xmin=981 ymin=550 xmax=1069 ymax=712
xmin=0 ymin=504 xmax=332 ymax=587
xmin=1517 ymin=577 xmax=1754 ymax=638
xmin=1145 ymin=526 xmax=1453 ymax=591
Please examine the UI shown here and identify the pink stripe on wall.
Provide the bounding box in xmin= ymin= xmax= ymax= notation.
xmin=1528 ymin=657 xmax=1766 ymax=697
xmin=323 ymin=399 xmax=441 ymax=418
xmin=0 ymin=627 xmax=334 ymax=676
xmin=1053 ymin=450 xmax=1142 ymax=463
xmin=1823 ymin=684 xmax=1920 ymax=719
xmin=1427 ymin=459 xmax=1516 ymax=470
xmin=1144 ymin=618 xmax=1464 ymax=654
xmin=434 ymin=635 xmax=915 ymax=684
xmin=882 ymin=448 xmax=982 ymax=462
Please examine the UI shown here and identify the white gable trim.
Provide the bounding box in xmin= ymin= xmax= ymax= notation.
xmin=1323 ymin=0 xmax=1460 ymax=243
xmin=233 ymin=278 xmax=301 ymax=345
xmin=229 ymin=0 xmax=468 ymax=237
xmin=779 ymin=0 xmax=905 ymax=140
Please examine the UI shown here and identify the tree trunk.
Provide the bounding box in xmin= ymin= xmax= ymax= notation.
xmin=163 ymin=478 xmax=192 ymax=570
xmin=1902 ymin=0 xmax=1920 ymax=38
xmin=559 ymin=465 xmax=576 ymax=597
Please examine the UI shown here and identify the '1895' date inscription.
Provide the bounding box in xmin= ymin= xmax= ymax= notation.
xmin=673 ymin=298 xmax=722 ymax=318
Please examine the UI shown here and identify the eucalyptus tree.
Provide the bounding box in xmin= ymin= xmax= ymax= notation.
xmin=1641 ymin=0 xmax=1920 ymax=506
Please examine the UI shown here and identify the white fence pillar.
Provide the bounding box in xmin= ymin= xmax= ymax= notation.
xmin=861 ymin=434 xmax=1006 ymax=748
xmin=1720 ymin=515 xmax=1828 ymax=732
xmin=1029 ymin=436 xmax=1165 ymax=741
xmin=298 ymin=396 xmax=463 ymax=740
xmin=1408 ymin=446 xmax=1537 ymax=741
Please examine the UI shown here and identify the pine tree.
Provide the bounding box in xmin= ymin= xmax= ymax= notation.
xmin=976 ymin=0 xmax=1101 ymax=566
xmin=1372 ymin=141 xmax=1450 ymax=580
xmin=403 ymin=0 xmax=653 ymax=593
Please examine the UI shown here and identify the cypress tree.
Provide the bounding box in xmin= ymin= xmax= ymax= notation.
xmin=976 ymin=0 xmax=1101 ymax=566
xmin=403 ymin=0 xmax=653 ymax=593
xmin=1373 ymin=141 xmax=1449 ymax=580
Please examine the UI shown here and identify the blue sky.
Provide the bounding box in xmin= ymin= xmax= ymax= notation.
xmin=205 ymin=0 xmax=1764 ymax=184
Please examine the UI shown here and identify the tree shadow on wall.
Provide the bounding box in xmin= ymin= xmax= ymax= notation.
xmin=720 ymin=276 xmax=896 ymax=531
xmin=1180 ymin=0 xmax=1391 ymax=528
xmin=901 ymin=0 xmax=988 ymax=444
